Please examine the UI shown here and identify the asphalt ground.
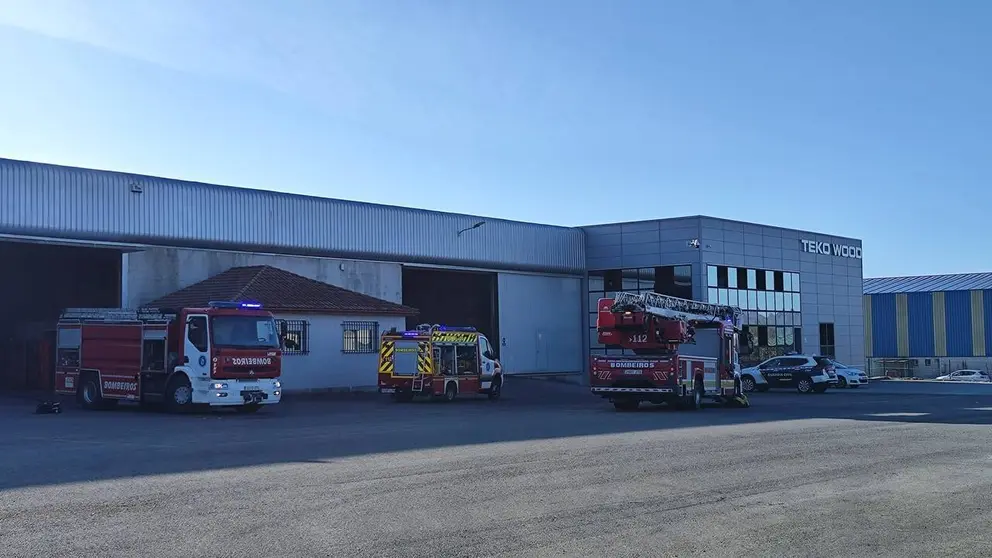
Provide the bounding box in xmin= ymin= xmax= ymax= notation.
xmin=1 ymin=380 xmax=991 ymax=558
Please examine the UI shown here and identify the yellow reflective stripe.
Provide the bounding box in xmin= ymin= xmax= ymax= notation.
xmin=379 ymin=341 xmax=394 ymax=373
xmin=417 ymin=342 xmax=431 ymax=375
xmin=431 ymin=332 xmax=478 ymax=344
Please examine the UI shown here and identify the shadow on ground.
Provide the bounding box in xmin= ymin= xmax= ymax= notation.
xmin=0 ymin=377 xmax=989 ymax=491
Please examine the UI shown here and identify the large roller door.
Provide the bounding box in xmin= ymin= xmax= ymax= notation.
xmin=497 ymin=273 xmax=582 ymax=375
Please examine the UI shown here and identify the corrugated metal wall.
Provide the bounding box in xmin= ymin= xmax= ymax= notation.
xmin=905 ymin=292 xmax=934 ymax=357
xmin=864 ymin=289 xmax=992 ymax=358
xmin=0 ymin=158 xmax=585 ymax=273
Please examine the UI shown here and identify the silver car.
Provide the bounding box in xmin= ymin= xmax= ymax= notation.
xmin=935 ymin=369 xmax=992 ymax=382
xmin=829 ymin=360 xmax=869 ymax=388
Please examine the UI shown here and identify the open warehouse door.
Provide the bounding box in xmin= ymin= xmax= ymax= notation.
xmin=0 ymin=239 xmax=122 ymax=393
xmin=401 ymin=266 xmax=500 ymax=356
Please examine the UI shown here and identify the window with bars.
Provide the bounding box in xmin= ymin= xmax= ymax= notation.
xmin=342 ymin=321 xmax=379 ymax=354
xmin=278 ymin=319 xmax=310 ymax=356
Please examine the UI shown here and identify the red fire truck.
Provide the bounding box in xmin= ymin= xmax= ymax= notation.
xmin=377 ymin=324 xmax=503 ymax=402
xmin=590 ymin=291 xmax=751 ymax=411
xmin=53 ymin=301 xmax=283 ymax=413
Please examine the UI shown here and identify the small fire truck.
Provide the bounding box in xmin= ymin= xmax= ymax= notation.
xmin=590 ymin=291 xmax=751 ymax=411
xmin=377 ymin=324 xmax=503 ymax=402
xmin=54 ymin=301 xmax=283 ymax=413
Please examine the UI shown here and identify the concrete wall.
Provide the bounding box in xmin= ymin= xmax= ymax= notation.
xmin=275 ymin=313 xmax=406 ymax=391
xmin=124 ymin=247 xmax=403 ymax=307
xmin=496 ymin=272 xmax=583 ymax=374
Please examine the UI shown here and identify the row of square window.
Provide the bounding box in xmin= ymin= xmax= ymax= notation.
xmin=588 ymin=309 xmax=801 ymax=329
xmin=708 ymin=266 xmax=800 ymax=292
xmin=708 ymin=288 xmax=801 ymax=312
xmin=588 ymin=266 xmax=693 ymax=298
xmin=743 ymin=325 xmax=798 ymax=348
xmin=589 ymin=314 xmax=802 ymax=347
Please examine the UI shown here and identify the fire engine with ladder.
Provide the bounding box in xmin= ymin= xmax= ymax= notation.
xmin=53 ymin=301 xmax=283 ymax=413
xmin=590 ymin=291 xmax=751 ymax=411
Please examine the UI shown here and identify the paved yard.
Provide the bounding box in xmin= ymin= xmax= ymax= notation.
xmin=1 ymin=380 xmax=991 ymax=557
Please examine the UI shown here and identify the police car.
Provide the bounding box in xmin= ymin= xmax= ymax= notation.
xmin=740 ymin=353 xmax=835 ymax=394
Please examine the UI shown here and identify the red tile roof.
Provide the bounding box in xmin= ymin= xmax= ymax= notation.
xmin=145 ymin=265 xmax=419 ymax=317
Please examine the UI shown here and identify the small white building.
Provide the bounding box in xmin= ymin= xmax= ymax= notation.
xmin=147 ymin=265 xmax=418 ymax=392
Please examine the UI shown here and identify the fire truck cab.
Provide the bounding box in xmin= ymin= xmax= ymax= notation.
xmin=54 ymin=301 xmax=283 ymax=413
xmin=377 ymin=324 xmax=503 ymax=402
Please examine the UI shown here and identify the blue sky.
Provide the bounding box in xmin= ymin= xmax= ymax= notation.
xmin=0 ymin=0 xmax=988 ymax=278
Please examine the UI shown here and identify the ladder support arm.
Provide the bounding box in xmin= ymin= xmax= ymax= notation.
xmin=610 ymin=291 xmax=742 ymax=328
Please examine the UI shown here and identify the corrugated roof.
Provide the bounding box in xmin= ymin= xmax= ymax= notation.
xmin=863 ymin=272 xmax=992 ymax=295
xmin=147 ymin=265 xmax=419 ymax=316
xmin=0 ymin=157 xmax=586 ymax=274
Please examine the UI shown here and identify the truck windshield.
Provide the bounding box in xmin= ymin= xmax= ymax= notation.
xmin=211 ymin=316 xmax=280 ymax=349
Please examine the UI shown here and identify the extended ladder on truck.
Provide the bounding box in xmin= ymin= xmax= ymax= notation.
xmin=610 ymin=291 xmax=742 ymax=330
xmin=590 ymin=290 xmax=750 ymax=410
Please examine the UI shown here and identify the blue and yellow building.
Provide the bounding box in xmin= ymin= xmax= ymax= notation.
xmin=863 ymin=273 xmax=992 ymax=377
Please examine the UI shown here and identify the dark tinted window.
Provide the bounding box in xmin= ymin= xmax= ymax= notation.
xmin=604 ymin=269 xmax=622 ymax=291
xmin=774 ymin=271 xmax=784 ymax=292
xmin=737 ymin=268 xmax=749 ymax=289
xmin=654 ymin=265 xmax=693 ymax=300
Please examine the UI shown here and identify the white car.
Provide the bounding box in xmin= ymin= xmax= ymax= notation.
xmin=739 ymin=364 xmax=770 ymax=393
xmin=935 ymin=369 xmax=991 ymax=382
xmin=828 ymin=360 xmax=869 ymax=388
xmin=740 ymin=354 xmax=835 ymax=393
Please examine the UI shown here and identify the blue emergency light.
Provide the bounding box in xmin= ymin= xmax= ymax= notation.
xmin=208 ymin=301 xmax=263 ymax=309
xmin=402 ymin=331 xmax=420 ymax=337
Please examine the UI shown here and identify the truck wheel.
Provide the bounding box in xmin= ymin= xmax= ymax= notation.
xmin=796 ymin=378 xmax=814 ymax=394
xmin=166 ymin=375 xmax=194 ymax=412
xmin=444 ymin=382 xmax=457 ymax=402
xmin=77 ymin=375 xmax=103 ymax=410
xmin=487 ymin=378 xmax=502 ymax=401
xmin=690 ymin=379 xmax=704 ymax=410
xmin=613 ymin=399 xmax=639 ymax=411
xmin=741 ymin=375 xmax=757 ymax=393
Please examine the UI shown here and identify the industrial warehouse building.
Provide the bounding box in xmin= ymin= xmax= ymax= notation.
xmin=584 ymin=219 xmax=864 ymax=368
xmin=0 ymin=157 xmax=865 ymax=392
xmin=863 ymin=273 xmax=992 ymax=378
